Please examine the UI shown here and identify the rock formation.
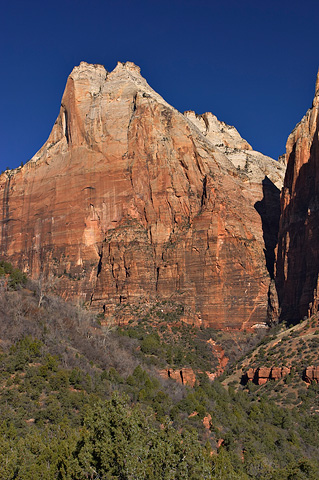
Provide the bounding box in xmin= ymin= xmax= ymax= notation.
xmin=0 ymin=61 xmax=285 ymax=329
xmin=206 ymin=338 xmax=228 ymax=375
xmin=244 ymin=366 xmax=291 ymax=385
xmin=304 ymin=365 xmax=319 ymax=383
xmin=276 ymin=69 xmax=319 ymax=323
xmin=159 ymin=367 xmax=196 ymax=387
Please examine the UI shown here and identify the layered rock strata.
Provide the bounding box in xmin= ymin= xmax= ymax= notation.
xmin=304 ymin=366 xmax=319 ymax=383
xmin=159 ymin=368 xmax=196 ymax=387
xmin=276 ymin=70 xmax=319 ymax=323
xmin=244 ymin=366 xmax=291 ymax=385
xmin=0 ymin=61 xmax=285 ymax=329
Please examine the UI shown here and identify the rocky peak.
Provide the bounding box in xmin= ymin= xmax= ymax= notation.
xmin=69 ymin=61 xmax=143 ymax=87
xmin=113 ymin=60 xmax=141 ymax=75
xmin=184 ymin=110 xmax=252 ymax=151
xmin=184 ymin=110 xmax=285 ymax=189
xmin=106 ymin=60 xmax=170 ymax=107
xmin=0 ymin=61 xmax=286 ymax=329
xmin=70 ymin=61 xmax=108 ymax=84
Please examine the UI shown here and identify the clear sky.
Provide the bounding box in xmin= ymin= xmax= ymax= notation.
xmin=1 ymin=0 xmax=318 ymax=171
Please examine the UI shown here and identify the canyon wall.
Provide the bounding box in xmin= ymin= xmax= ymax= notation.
xmin=0 ymin=62 xmax=285 ymax=329
xmin=276 ymin=70 xmax=319 ymax=323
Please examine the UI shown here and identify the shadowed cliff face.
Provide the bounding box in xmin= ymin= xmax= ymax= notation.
xmin=255 ymin=177 xmax=281 ymax=280
xmin=0 ymin=61 xmax=285 ymax=329
xmin=276 ymin=71 xmax=319 ymax=324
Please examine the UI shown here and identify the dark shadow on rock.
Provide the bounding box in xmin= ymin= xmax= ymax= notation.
xmin=254 ymin=177 xmax=281 ymax=279
xmin=240 ymin=370 xmax=259 ymax=386
xmin=276 ymin=124 xmax=319 ymax=324
xmin=240 ymin=373 xmax=249 ymax=386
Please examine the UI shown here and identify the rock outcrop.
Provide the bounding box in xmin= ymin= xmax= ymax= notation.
xmin=247 ymin=365 xmax=319 ymax=385
xmin=0 ymin=61 xmax=285 ymax=329
xmin=244 ymin=366 xmax=291 ymax=385
xmin=304 ymin=366 xmax=319 ymax=383
xmin=159 ymin=367 xmax=196 ymax=387
xmin=207 ymin=338 xmax=228 ymax=375
xmin=276 ymin=70 xmax=319 ymax=323
xmin=184 ymin=110 xmax=284 ymax=190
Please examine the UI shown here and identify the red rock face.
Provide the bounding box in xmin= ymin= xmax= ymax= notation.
xmin=256 ymin=367 xmax=272 ymax=385
xmin=0 ymin=62 xmax=285 ymax=329
xmin=207 ymin=338 xmax=229 ymax=375
xmin=276 ymin=70 xmax=319 ymax=323
xmin=203 ymin=413 xmax=212 ymax=430
xmin=159 ymin=367 xmax=196 ymax=387
xmin=304 ymin=366 xmax=319 ymax=383
xmin=244 ymin=366 xmax=291 ymax=384
xmin=246 ymin=368 xmax=255 ymax=382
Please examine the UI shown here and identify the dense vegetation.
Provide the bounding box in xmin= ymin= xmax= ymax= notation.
xmin=0 ymin=267 xmax=319 ymax=479
xmin=0 ymin=260 xmax=27 ymax=289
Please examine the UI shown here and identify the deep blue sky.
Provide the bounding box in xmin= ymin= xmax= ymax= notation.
xmin=1 ymin=0 xmax=319 ymax=171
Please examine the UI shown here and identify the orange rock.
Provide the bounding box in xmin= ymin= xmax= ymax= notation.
xmin=256 ymin=367 xmax=271 ymax=385
xmin=270 ymin=367 xmax=282 ymax=381
xmin=189 ymin=411 xmax=198 ymax=418
xmin=257 ymin=378 xmax=268 ymax=385
xmin=168 ymin=370 xmax=182 ymax=384
xmin=276 ymin=70 xmax=319 ymax=322
xmin=207 ymin=338 xmax=229 ymax=375
xmin=246 ymin=365 xmax=291 ymax=384
xmin=304 ymin=366 xmax=319 ymax=383
xmin=158 ymin=369 xmax=168 ymax=381
xmin=281 ymin=366 xmax=291 ymax=378
xmin=205 ymin=371 xmax=217 ymax=382
xmin=258 ymin=367 xmax=272 ymax=377
xmin=217 ymin=438 xmax=224 ymax=449
xmin=0 ymin=61 xmax=285 ymax=329
xmin=160 ymin=367 xmax=196 ymax=387
xmin=270 ymin=366 xmax=291 ymax=381
xmin=246 ymin=368 xmax=255 ymax=381
xmin=181 ymin=367 xmax=196 ymax=387
xmin=203 ymin=413 xmax=212 ymax=430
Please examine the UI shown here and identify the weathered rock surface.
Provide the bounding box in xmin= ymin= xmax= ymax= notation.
xmin=270 ymin=366 xmax=291 ymax=381
xmin=246 ymin=368 xmax=255 ymax=382
xmin=244 ymin=366 xmax=291 ymax=385
xmin=304 ymin=365 xmax=319 ymax=383
xmin=185 ymin=110 xmax=285 ymax=298
xmin=0 ymin=61 xmax=285 ymax=329
xmin=206 ymin=338 xmax=228 ymax=375
xmin=276 ymin=70 xmax=319 ymax=323
xmin=159 ymin=367 xmax=196 ymax=387
xmin=203 ymin=413 xmax=212 ymax=430
xmin=256 ymin=367 xmax=272 ymax=385
xmin=184 ymin=110 xmax=284 ymax=190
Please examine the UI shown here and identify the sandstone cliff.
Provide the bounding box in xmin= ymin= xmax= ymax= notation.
xmin=276 ymin=69 xmax=319 ymax=323
xmin=0 ymin=61 xmax=285 ymax=329
xmin=244 ymin=366 xmax=291 ymax=385
xmin=304 ymin=366 xmax=319 ymax=383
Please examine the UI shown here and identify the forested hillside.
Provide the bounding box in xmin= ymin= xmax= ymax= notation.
xmin=0 ymin=270 xmax=319 ymax=479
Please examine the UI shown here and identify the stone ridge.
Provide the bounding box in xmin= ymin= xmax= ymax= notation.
xmin=0 ymin=61 xmax=285 ymax=329
xmin=276 ymin=69 xmax=319 ymax=323
xmin=184 ymin=110 xmax=253 ymax=151
xmin=244 ymin=366 xmax=291 ymax=385
xmin=184 ymin=110 xmax=285 ymax=189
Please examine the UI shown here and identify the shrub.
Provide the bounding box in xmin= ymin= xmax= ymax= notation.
xmin=0 ymin=261 xmax=27 ymax=289
xmin=140 ymin=333 xmax=162 ymax=355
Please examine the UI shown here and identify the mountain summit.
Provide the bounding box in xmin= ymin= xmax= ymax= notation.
xmin=0 ymin=62 xmax=285 ymax=329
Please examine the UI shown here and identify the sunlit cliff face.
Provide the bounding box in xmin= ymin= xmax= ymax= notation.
xmin=0 ymin=61 xmax=285 ymax=329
